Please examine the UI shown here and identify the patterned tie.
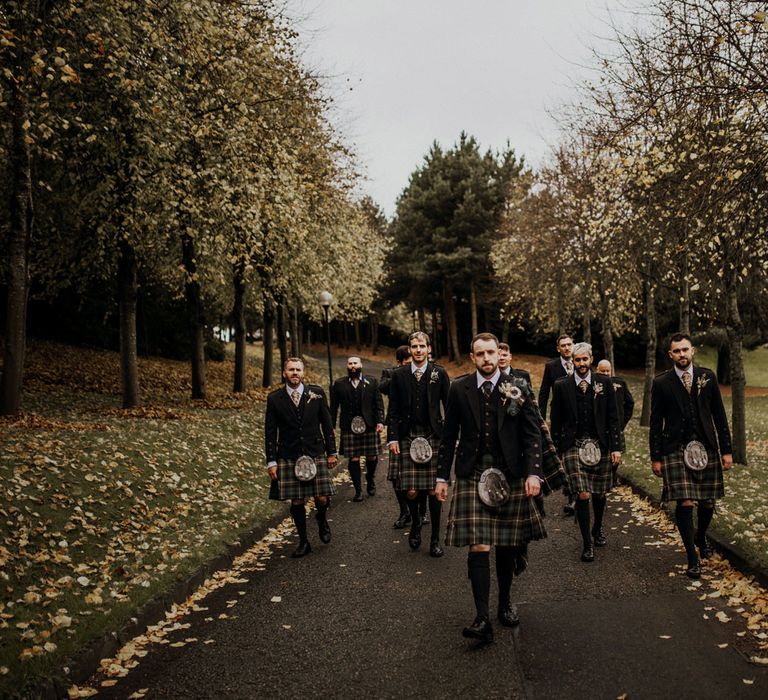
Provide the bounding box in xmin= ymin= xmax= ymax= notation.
xmin=681 ymin=372 xmax=692 ymax=394
xmin=291 ymin=389 xmax=301 ymax=407
xmin=414 ymin=368 xmax=423 ymax=382
xmin=579 ymin=379 xmax=588 ymax=394
xmin=565 ymin=361 xmax=574 ymax=376
xmin=482 ymin=380 xmax=493 ymax=399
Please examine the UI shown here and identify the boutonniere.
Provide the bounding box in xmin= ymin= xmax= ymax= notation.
xmin=499 ymin=377 xmax=528 ymax=416
xmin=363 ymin=377 xmax=370 ymax=386
xmin=429 ymin=369 xmax=439 ymax=383
xmin=696 ymin=375 xmax=710 ymax=391
xmin=613 ymin=382 xmax=620 ymax=392
xmin=306 ymin=389 xmax=321 ymax=403
xmin=593 ymin=382 xmax=605 ymax=396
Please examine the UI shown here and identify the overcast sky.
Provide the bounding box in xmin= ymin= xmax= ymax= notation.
xmin=285 ymin=1 xmax=632 ymax=215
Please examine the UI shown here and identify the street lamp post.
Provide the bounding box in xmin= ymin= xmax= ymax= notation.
xmin=319 ymin=291 xmax=333 ymax=387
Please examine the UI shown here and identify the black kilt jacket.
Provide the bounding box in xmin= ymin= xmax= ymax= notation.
xmin=550 ymin=373 xmax=622 ymax=454
xmin=612 ymin=376 xmax=635 ymax=429
xmin=330 ymin=375 xmax=385 ymax=431
xmin=649 ymin=366 xmax=732 ymax=462
xmin=538 ymin=357 xmax=569 ymax=419
xmin=386 ymin=362 xmax=450 ymax=443
xmin=436 ymin=373 xmax=544 ymax=482
xmin=264 ymin=384 xmax=336 ymax=463
xmin=378 ymin=366 xmax=396 ymax=396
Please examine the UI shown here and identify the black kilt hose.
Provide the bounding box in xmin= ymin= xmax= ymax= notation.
xmin=398 ymin=432 xmax=439 ymax=491
xmin=445 ymin=469 xmax=547 ymax=547
xmin=562 ymin=446 xmax=613 ymax=495
xmin=661 ymin=446 xmax=724 ymax=502
xmin=270 ymin=456 xmax=336 ymax=501
xmin=340 ymin=428 xmax=382 ymax=459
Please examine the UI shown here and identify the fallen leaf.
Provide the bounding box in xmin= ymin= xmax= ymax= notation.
xmin=751 ymin=656 xmax=768 ymax=665
xmin=659 ymin=635 xmax=672 ymax=639
xmin=270 ymin=596 xmax=282 ymax=603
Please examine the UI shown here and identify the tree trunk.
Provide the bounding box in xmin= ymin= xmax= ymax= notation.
xmin=444 ymin=280 xmax=460 ymax=363
xmin=0 ymin=76 xmax=33 ymax=416
xmin=342 ymin=321 xmax=350 ymax=349
xmin=232 ymin=262 xmax=247 ymax=393
xmin=354 ymin=319 xmax=362 ymax=349
xmin=276 ymin=300 xmax=287 ymax=369
xmin=431 ymin=308 xmax=440 ymax=359
xmin=262 ymin=295 xmax=275 ymax=387
xmin=469 ymin=279 xmax=478 ymax=338
xmin=725 ymin=283 xmax=747 ymax=464
xmin=716 ymin=342 xmax=731 ymax=385
xmin=502 ymin=318 xmax=510 ymax=346
xmin=679 ymin=249 xmax=690 ymax=335
xmin=370 ymin=313 xmax=379 ymax=354
xmin=600 ymin=290 xmax=615 ymax=370
xmin=640 ymin=279 xmax=657 ymax=427
xmin=181 ymin=233 xmax=207 ymax=399
xmin=582 ymin=308 xmax=592 ymax=344
xmin=290 ymin=303 xmax=301 ymax=357
xmin=118 ymin=239 xmax=140 ymax=407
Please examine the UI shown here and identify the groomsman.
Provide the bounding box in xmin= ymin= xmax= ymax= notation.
xmin=550 ymin=342 xmax=621 ymax=562
xmin=387 ymin=331 xmax=450 ymax=556
xmin=499 ymin=342 xmax=533 ymax=391
xmin=436 ymin=333 xmax=545 ymax=643
xmin=331 ymin=356 xmax=385 ymax=501
xmin=650 ymin=333 xmax=733 ymax=579
xmin=596 ymin=359 xmax=635 ymax=465
xmin=266 ymin=358 xmax=337 ymax=558
xmin=380 ymin=345 xmax=417 ymax=527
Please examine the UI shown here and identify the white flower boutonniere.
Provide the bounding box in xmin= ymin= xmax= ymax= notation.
xmin=363 ymin=377 xmax=370 ymax=386
xmin=613 ymin=383 xmax=620 ymax=392
xmin=593 ymin=382 xmax=605 ymax=396
xmin=306 ymin=389 xmax=322 ymax=403
xmin=696 ymin=375 xmax=710 ymax=392
xmin=499 ymin=377 xmax=528 ymax=416
xmin=429 ymin=369 xmax=439 ymax=383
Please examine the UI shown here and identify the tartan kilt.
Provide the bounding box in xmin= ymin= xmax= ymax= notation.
xmin=398 ymin=432 xmax=440 ymax=491
xmin=445 ymin=470 xmax=547 ymax=547
xmin=270 ymin=455 xmax=336 ymax=501
xmin=340 ymin=428 xmax=382 ymax=459
xmin=661 ymin=445 xmax=724 ymax=502
xmin=386 ymin=450 xmax=402 ymax=485
xmin=535 ymin=410 xmax=566 ymax=495
xmin=562 ymin=446 xmax=613 ymax=495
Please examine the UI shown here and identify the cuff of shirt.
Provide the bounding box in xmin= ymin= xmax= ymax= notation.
xmin=267 ymin=461 xmax=277 ymax=469
xmin=387 ymin=440 xmax=397 ymax=447
xmin=435 ymin=478 xmax=447 ymax=483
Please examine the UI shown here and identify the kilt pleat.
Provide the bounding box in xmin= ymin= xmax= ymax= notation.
xmin=271 ymin=455 xmax=336 ymax=501
xmin=340 ymin=429 xmax=382 ymax=459
xmin=562 ymin=446 xmax=613 ymax=495
xmin=445 ymin=470 xmax=547 ymax=547
xmin=398 ymin=432 xmax=439 ymax=491
xmin=661 ymin=445 xmax=724 ymax=501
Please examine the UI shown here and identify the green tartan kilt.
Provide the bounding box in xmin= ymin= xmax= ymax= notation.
xmin=398 ymin=432 xmax=439 ymax=491
xmin=270 ymin=456 xmax=336 ymax=501
xmin=562 ymin=446 xmax=613 ymax=495
xmin=661 ymin=445 xmax=724 ymax=502
xmin=386 ymin=450 xmax=402 ymax=485
xmin=340 ymin=429 xmax=382 ymax=459
xmin=445 ymin=469 xmax=547 ymax=547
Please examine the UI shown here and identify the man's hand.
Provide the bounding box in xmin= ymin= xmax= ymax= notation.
xmin=610 ymin=451 xmax=622 ymax=466
xmin=389 ymin=442 xmax=400 ymax=455
xmin=722 ymin=453 xmax=733 ymax=471
xmin=268 ymin=466 xmax=278 ymax=481
xmin=525 ymin=476 xmax=541 ymax=498
xmin=434 ymin=481 xmax=449 ymax=502
xmin=376 ymin=423 xmax=384 ymax=433
xmin=651 ymin=460 xmax=662 ymax=477
xmin=328 ymin=455 xmax=338 ymax=467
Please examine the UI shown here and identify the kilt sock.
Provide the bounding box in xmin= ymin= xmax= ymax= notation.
xmin=395 ymin=488 xmax=409 ymax=516
xmin=428 ymin=494 xmax=442 ymax=543
xmin=315 ymin=498 xmax=328 ymax=523
xmin=366 ymin=457 xmax=378 ymax=486
xmin=495 ymin=547 xmax=515 ymax=612
xmin=407 ymin=494 xmax=422 ymax=532
xmin=348 ymin=459 xmax=362 ymax=493
xmin=290 ymin=503 xmax=308 ymax=544
xmin=468 ymin=551 xmax=490 ymax=620
xmin=592 ymin=494 xmax=606 ymax=535
xmin=575 ymin=498 xmax=592 ymax=546
xmin=675 ymin=503 xmax=698 ymax=565
xmin=696 ymin=502 xmax=715 ymax=541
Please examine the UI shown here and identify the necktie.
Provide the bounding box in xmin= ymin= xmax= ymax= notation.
xmin=565 ymin=361 xmax=574 ymax=376
xmin=482 ymin=380 xmax=493 ymax=399
xmin=414 ymin=368 xmax=423 ymax=382
xmin=579 ymin=380 xmax=588 ymax=394
xmin=681 ymin=372 xmax=692 ymax=394
xmin=291 ymin=389 xmax=301 ymax=406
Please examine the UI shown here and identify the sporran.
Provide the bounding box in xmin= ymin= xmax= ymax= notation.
xmin=683 ymin=440 xmax=708 ymax=471
xmin=351 ymin=415 xmax=367 ymax=434
xmin=478 ymin=467 xmax=511 ymax=508
xmin=294 ymin=455 xmax=317 ymax=481
xmin=409 ymin=436 xmax=433 ymax=464
xmin=577 ymin=438 xmax=601 ymax=467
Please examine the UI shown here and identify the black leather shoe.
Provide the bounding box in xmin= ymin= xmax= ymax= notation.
xmin=497 ymin=606 xmax=520 ymax=628
xmin=317 ymin=517 xmax=331 ymax=544
xmin=592 ymin=529 xmax=607 ymax=547
xmin=366 ymin=481 xmax=376 ymax=496
xmin=581 ymin=545 xmax=595 ymax=562
xmin=686 ymin=561 xmax=701 ymax=579
xmin=429 ymin=540 xmax=444 ymax=558
xmin=462 ymin=617 xmax=494 ymax=643
xmin=393 ymin=513 xmax=411 ymax=529
xmin=408 ymin=527 xmax=422 ymax=551
xmin=697 ymin=537 xmax=714 ymax=559
xmin=292 ymin=541 xmax=312 ymax=558
xmin=352 ymin=490 xmax=364 ymax=502
xmin=563 ymin=500 xmax=575 ymax=516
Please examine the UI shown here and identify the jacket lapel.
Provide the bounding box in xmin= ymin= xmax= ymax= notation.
xmin=667 ymin=370 xmax=689 ymax=415
xmin=566 ymin=378 xmax=578 ymax=421
xmin=465 ymin=377 xmax=481 ymax=429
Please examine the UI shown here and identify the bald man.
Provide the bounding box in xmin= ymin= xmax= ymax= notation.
xmin=595 ymin=360 xmax=635 ymax=461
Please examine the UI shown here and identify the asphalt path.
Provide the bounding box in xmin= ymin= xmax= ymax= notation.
xmin=89 ymin=460 xmax=768 ymax=700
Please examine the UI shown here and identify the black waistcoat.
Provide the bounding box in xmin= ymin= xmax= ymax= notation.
xmin=409 ymin=371 xmax=430 ymax=432
xmin=576 ymin=383 xmax=598 ymax=438
xmin=350 ymin=380 xmax=363 ymax=415
xmin=477 ymin=385 xmax=502 ymax=462
xmin=683 ymin=388 xmax=704 ymax=441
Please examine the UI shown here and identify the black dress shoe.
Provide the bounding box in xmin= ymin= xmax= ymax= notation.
xmin=393 ymin=513 xmax=411 ymax=529
xmin=686 ymin=561 xmax=701 ymax=579
xmin=429 ymin=540 xmax=444 ymax=558
xmin=317 ymin=517 xmax=331 ymax=544
xmin=581 ymin=545 xmax=595 ymax=562
xmin=408 ymin=527 xmax=422 ymax=551
xmin=497 ymin=607 xmax=520 ymax=627
xmin=462 ymin=617 xmax=494 ymax=643
xmin=292 ymin=541 xmax=312 ymax=558
xmin=592 ymin=529 xmax=607 ymax=547
xmin=366 ymin=482 xmax=376 ymax=496
xmin=697 ymin=537 xmax=714 ymax=559
xmin=352 ymin=490 xmax=364 ymax=502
